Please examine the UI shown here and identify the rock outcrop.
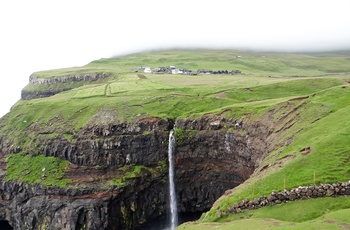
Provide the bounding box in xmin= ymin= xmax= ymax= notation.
xmin=174 ymin=116 xmax=270 ymax=212
xmin=28 ymin=73 xmax=110 ymax=85
xmin=21 ymin=73 xmax=110 ymax=100
xmin=0 ymin=181 xmax=110 ymax=229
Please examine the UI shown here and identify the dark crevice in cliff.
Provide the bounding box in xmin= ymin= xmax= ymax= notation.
xmin=0 ymin=220 xmax=13 ymax=230
xmin=76 ymin=208 xmax=87 ymax=230
xmin=167 ymin=118 xmax=175 ymax=130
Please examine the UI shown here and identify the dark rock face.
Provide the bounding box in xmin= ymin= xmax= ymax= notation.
xmin=0 ymin=181 xmax=110 ymax=229
xmin=0 ymin=115 xmax=273 ymax=229
xmin=28 ymin=73 xmax=110 ymax=85
xmin=40 ymin=118 xmax=170 ymax=167
xmin=21 ymin=88 xmax=71 ymax=100
xmin=107 ymin=176 xmax=168 ymax=230
xmin=174 ymin=116 xmax=270 ymax=212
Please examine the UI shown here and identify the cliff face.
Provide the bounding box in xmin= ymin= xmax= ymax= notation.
xmin=21 ymin=73 xmax=110 ymax=100
xmin=0 ymin=115 xmax=273 ymax=229
xmin=28 ymin=73 xmax=110 ymax=85
xmin=174 ymin=116 xmax=270 ymax=212
xmin=40 ymin=117 xmax=170 ymax=167
xmin=0 ymin=181 xmax=110 ymax=229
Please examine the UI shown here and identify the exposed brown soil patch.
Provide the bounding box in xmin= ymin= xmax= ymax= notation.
xmin=259 ymin=164 xmax=271 ymax=172
xmin=272 ymin=154 xmax=296 ymax=169
xmin=258 ymin=155 xmax=295 ymax=173
xmin=87 ymin=108 xmax=119 ymax=127
xmin=214 ymin=92 xmax=227 ymax=98
xmin=216 ymin=109 xmax=233 ymax=117
xmin=273 ymin=101 xmax=307 ymax=133
xmin=323 ymin=219 xmax=336 ymax=224
xmin=264 ymin=218 xmax=283 ymax=226
xmin=169 ymin=93 xmax=192 ymax=97
xmin=279 ymin=154 xmax=296 ymax=160
xmin=138 ymin=117 xmax=163 ymax=123
xmin=0 ymin=159 xmax=6 ymax=171
xmin=300 ymin=146 xmax=311 ymax=155
xmin=137 ymin=74 xmax=147 ymax=79
xmin=340 ymin=223 xmax=350 ymax=229
xmin=288 ymin=95 xmax=309 ymax=101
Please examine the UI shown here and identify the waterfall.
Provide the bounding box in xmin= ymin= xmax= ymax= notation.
xmin=168 ymin=130 xmax=178 ymax=230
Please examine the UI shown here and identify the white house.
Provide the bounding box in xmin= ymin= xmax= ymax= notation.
xmin=144 ymin=67 xmax=152 ymax=73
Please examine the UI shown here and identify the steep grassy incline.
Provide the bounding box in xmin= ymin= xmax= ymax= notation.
xmin=179 ymin=198 xmax=350 ymax=229
xmin=180 ymin=79 xmax=350 ymax=228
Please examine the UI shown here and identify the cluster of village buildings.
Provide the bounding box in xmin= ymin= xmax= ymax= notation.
xmin=134 ymin=66 xmax=241 ymax=75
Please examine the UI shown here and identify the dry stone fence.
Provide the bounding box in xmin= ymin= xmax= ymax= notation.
xmin=228 ymin=181 xmax=350 ymax=214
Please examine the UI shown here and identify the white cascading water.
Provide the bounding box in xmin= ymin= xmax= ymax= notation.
xmin=168 ymin=130 xmax=178 ymax=230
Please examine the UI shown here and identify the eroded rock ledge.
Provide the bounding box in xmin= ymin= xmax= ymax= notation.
xmin=21 ymin=73 xmax=110 ymax=100
xmin=29 ymin=73 xmax=110 ymax=85
xmin=0 ymin=180 xmax=110 ymax=229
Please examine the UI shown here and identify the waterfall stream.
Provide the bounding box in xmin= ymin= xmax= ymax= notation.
xmin=168 ymin=130 xmax=178 ymax=230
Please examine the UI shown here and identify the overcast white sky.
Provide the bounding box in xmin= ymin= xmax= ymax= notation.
xmin=1 ymin=0 xmax=350 ymax=117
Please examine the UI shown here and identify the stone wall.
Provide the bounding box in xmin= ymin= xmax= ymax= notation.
xmin=228 ymin=181 xmax=350 ymax=214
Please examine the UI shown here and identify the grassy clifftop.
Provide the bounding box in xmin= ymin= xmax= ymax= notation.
xmin=16 ymin=50 xmax=350 ymax=127
xmin=32 ymin=49 xmax=350 ymax=78
xmin=1 ymin=49 xmax=350 ymax=228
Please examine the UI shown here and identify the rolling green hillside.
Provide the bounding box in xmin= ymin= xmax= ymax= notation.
xmin=1 ymin=49 xmax=350 ymax=228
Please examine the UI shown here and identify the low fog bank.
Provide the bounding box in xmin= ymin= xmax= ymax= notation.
xmin=111 ymin=44 xmax=350 ymax=59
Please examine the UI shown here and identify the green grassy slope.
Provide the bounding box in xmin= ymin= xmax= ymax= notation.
xmin=186 ymin=82 xmax=350 ymax=228
xmin=1 ymin=50 xmax=350 ymax=226
xmin=179 ymin=198 xmax=350 ymax=229
xmin=32 ymin=49 xmax=350 ymax=79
